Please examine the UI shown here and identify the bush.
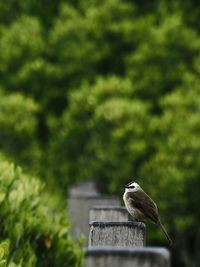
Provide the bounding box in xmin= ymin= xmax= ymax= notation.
xmin=0 ymin=240 xmax=20 ymax=267
xmin=0 ymin=160 xmax=83 ymax=267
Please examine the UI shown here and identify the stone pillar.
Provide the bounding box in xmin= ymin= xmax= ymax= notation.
xmin=85 ymin=247 xmax=171 ymax=267
xmin=89 ymin=221 xmax=145 ymax=247
xmin=89 ymin=206 xmax=133 ymax=222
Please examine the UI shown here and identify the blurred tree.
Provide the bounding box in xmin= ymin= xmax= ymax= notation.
xmin=48 ymin=0 xmax=136 ymax=96
xmin=46 ymin=76 xmax=151 ymax=192
xmin=0 ymin=0 xmax=64 ymax=28
xmin=127 ymin=14 xmax=200 ymax=105
xmin=140 ymin=73 xmax=200 ymax=267
xmin=0 ymin=91 xmax=40 ymax=175
xmin=0 ymin=16 xmax=44 ymax=95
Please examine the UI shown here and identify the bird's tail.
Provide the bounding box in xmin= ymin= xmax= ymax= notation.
xmin=158 ymin=220 xmax=173 ymax=247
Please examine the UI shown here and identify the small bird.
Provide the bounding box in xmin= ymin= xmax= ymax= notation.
xmin=123 ymin=181 xmax=172 ymax=246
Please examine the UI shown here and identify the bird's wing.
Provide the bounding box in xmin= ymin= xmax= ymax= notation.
xmin=128 ymin=191 xmax=159 ymax=223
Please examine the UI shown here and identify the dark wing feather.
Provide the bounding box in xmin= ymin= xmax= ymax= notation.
xmin=127 ymin=190 xmax=159 ymax=223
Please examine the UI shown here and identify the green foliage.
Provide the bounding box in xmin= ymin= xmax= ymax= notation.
xmin=0 ymin=91 xmax=40 ymax=174
xmin=0 ymin=0 xmax=63 ymax=27
xmin=47 ymin=76 xmax=150 ymax=192
xmin=0 ymin=240 xmax=20 ymax=267
xmin=0 ymin=16 xmax=44 ymax=94
xmin=151 ymin=75 xmax=200 ymax=188
xmin=141 ymin=75 xmax=200 ymax=255
xmin=0 ymin=160 xmax=83 ymax=267
xmin=49 ymin=0 xmax=135 ymax=87
xmin=127 ymin=14 xmax=200 ymax=101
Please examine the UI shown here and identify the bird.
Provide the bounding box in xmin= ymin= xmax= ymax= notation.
xmin=123 ymin=181 xmax=173 ymax=246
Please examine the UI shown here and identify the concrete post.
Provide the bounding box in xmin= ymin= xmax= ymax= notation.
xmin=89 ymin=221 xmax=145 ymax=247
xmin=68 ymin=192 xmax=120 ymax=239
xmin=89 ymin=206 xmax=133 ymax=222
xmin=84 ymin=247 xmax=170 ymax=267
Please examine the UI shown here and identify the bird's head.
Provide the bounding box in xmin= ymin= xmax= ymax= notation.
xmin=124 ymin=181 xmax=140 ymax=193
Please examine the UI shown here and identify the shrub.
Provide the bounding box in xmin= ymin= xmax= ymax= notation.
xmin=0 ymin=160 xmax=83 ymax=267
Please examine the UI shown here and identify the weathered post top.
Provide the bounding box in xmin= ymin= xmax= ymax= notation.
xmin=89 ymin=221 xmax=145 ymax=247
xmin=89 ymin=206 xmax=133 ymax=222
xmin=85 ymin=247 xmax=171 ymax=267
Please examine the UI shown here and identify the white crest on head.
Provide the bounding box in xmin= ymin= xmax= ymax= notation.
xmin=125 ymin=182 xmax=140 ymax=193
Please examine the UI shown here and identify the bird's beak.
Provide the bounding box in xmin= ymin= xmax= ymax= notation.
xmin=124 ymin=185 xmax=129 ymax=189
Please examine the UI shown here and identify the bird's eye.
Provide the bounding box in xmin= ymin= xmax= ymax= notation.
xmin=129 ymin=186 xmax=135 ymax=189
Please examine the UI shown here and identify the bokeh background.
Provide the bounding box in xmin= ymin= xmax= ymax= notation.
xmin=0 ymin=0 xmax=200 ymax=266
